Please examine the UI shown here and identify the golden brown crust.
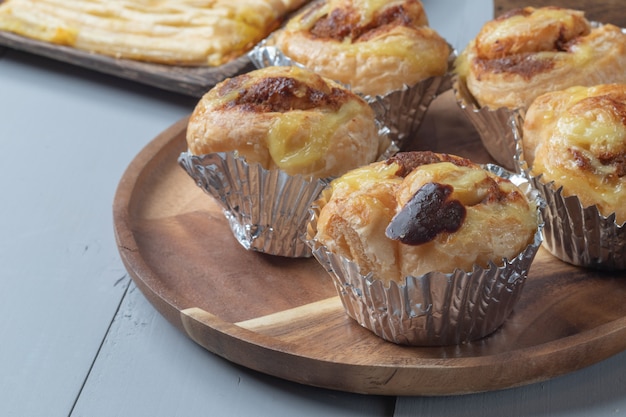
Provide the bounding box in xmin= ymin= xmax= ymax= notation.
xmin=523 ymin=84 xmax=626 ymax=223
xmin=274 ymin=0 xmax=451 ymax=96
xmin=186 ymin=65 xmax=383 ymax=178
xmin=456 ymin=7 xmax=626 ymax=109
xmin=315 ymin=151 xmax=538 ymax=283
xmin=0 ymin=0 xmax=308 ymax=66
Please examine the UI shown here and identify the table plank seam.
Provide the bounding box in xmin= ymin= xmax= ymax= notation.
xmin=67 ymin=276 xmax=132 ymax=417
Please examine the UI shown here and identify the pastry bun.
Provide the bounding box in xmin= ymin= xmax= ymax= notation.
xmin=314 ymin=151 xmax=539 ymax=283
xmin=273 ymin=0 xmax=451 ymax=97
xmin=456 ymin=7 xmax=626 ymax=109
xmin=522 ymin=84 xmax=626 ymax=223
xmin=186 ymin=65 xmax=384 ymax=178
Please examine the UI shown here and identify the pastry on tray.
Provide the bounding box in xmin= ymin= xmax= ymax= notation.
xmin=454 ymin=6 xmax=626 ymax=169
xmin=250 ymin=0 xmax=454 ymax=149
xmin=517 ymin=83 xmax=626 ymax=270
xmin=179 ymin=65 xmax=390 ymax=258
xmin=0 ymin=0 xmax=308 ymax=66
xmin=307 ymin=151 xmax=543 ymax=345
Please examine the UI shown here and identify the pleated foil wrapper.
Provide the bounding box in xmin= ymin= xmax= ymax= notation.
xmin=512 ymin=117 xmax=626 ymax=270
xmin=248 ymin=40 xmax=455 ymax=151
xmin=306 ymin=166 xmax=544 ymax=346
xmin=453 ymin=75 xmax=520 ymax=171
xmin=178 ymin=151 xmax=329 ymax=258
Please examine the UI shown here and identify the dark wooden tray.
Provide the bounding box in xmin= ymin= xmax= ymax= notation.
xmin=0 ymin=29 xmax=253 ymax=97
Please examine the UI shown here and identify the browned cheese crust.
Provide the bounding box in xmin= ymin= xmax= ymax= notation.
xmin=523 ymin=84 xmax=626 ymax=223
xmin=314 ymin=151 xmax=538 ymax=283
xmin=274 ymin=0 xmax=451 ymax=96
xmin=455 ymin=7 xmax=626 ymax=109
xmin=186 ymin=65 xmax=384 ymax=178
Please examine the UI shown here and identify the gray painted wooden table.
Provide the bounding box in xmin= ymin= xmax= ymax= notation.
xmin=3 ymin=1 xmax=626 ymax=415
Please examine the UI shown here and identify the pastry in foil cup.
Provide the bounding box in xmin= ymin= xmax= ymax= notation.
xmin=512 ymin=118 xmax=626 ymax=270
xmin=453 ymin=22 xmax=626 ymax=172
xmin=306 ymin=166 xmax=544 ymax=346
xmin=453 ymin=75 xmax=519 ymax=171
xmin=179 ymin=151 xmax=328 ymax=258
xmin=248 ymin=40 xmax=455 ymax=151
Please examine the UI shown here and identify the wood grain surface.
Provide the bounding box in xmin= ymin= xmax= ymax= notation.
xmin=113 ymin=90 xmax=626 ymax=396
xmin=0 ymin=30 xmax=254 ymax=97
xmin=494 ymin=0 xmax=626 ymax=27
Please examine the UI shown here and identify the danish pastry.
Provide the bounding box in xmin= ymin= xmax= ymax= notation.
xmin=273 ymin=0 xmax=451 ymax=97
xmin=314 ymin=151 xmax=539 ymax=283
xmin=455 ymin=7 xmax=626 ymax=109
xmin=0 ymin=0 xmax=308 ymax=66
xmin=522 ymin=84 xmax=626 ymax=224
xmin=186 ymin=65 xmax=384 ymax=178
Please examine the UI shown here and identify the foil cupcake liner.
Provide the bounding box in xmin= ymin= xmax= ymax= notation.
xmin=512 ymin=117 xmax=626 ymax=270
xmin=179 ymin=151 xmax=329 ymax=258
xmin=248 ymin=40 xmax=455 ymax=151
xmin=306 ymin=166 xmax=544 ymax=346
xmin=453 ymin=75 xmax=519 ymax=171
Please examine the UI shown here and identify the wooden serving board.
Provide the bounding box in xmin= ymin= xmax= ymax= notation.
xmin=113 ymin=90 xmax=626 ymax=396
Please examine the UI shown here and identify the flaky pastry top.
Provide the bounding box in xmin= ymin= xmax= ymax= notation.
xmin=314 ymin=151 xmax=538 ymax=283
xmin=0 ymin=0 xmax=308 ymax=66
xmin=455 ymin=7 xmax=626 ymax=109
xmin=274 ymin=0 xmax=451 ymax=96
xmin=186 ymin=66 xmax=383 ymax=178
xmin=523 ymin=84 xmax=626 ymax=223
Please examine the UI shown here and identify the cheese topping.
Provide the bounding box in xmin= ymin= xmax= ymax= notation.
xmin=524 ymin=84 xmax=626 ymax=221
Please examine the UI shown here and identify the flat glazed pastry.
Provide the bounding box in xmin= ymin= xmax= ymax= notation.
xmin=518 ymin=84 xmax=626 ymax=270
xmin=308 ymin=151 xmax=543 ymax=345
xmin=0 ymin=0 xmax=308 ymax=66
xmin=273 ymin=0 xmax=451 ymax=97
xmin=187 ymin=65 xmax=384 ymax=178
xmin=314 ymin=151 xmax=539 ymax=282
xmin=455 ymin=7 xmax=626 ymax=110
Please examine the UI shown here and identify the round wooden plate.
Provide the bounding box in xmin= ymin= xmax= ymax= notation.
xmin=113 ymin=91 xmax=626 ymax=396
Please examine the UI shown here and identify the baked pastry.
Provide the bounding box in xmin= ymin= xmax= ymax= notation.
xmin=273 ymin=0 xmax=451 ymax=97
xmin=308 ymin=151 xmax=543 ymax=345
xmin=186 ymin=65 xmax=384 ymax=178
xmin=454 ymin=6 xmax=626 ymax=169
xmin=0 ymin=0 xmax=308 ymax=66
xmin=456 ymin=7 xmax=626 ymax=110
xmin=253 ymin=0 xmax=453 ymax=151
xmin=314 ymin=151 xmax=539 ymax=281
xmin=523 ymin=83 xmax=626 ymax=223
xmin=518 ymin=84 xmax=626 ymax=269
xmin=180 ymin=65 xmax=387 ymax=258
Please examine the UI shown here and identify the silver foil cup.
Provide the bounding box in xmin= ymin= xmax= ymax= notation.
xmin=248 ymin=40 xmax=455 ymax=151
xmin=453 ymin=75 xmax=520 ymax=171
xmin=306 ymin=166 xmax=544 ymax=346
xmin=179 ymin=151 xmax=328 ymax=258
xmin=513 ymin=117 xmax=626 ymax=270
